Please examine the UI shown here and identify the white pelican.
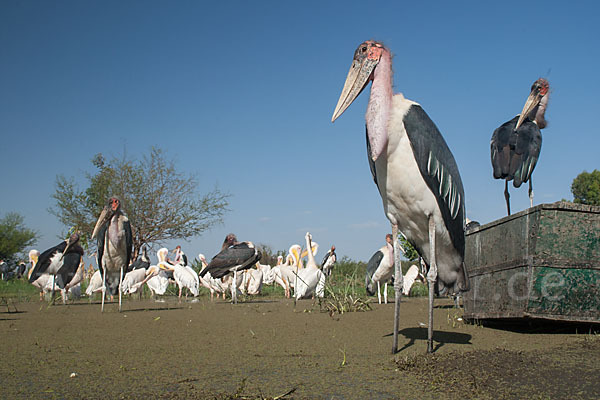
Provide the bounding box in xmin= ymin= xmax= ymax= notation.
xmin=294 ymin=233 xmax=326 ymax=300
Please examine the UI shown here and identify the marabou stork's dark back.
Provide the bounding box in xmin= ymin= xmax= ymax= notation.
xmin=28 ymin=233 xmax=84 ymax=292
xmin=199 ymin=233 xmax=261 ymax=304
xmin=491 ymin=78 xmax=550 ymax=215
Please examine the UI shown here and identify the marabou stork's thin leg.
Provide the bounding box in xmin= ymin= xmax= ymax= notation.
xmin=101 ymin=269 xmax=106 ymax=312
xmin=529 ymin=177 xmax=534 ymax=208
xmin=50 ymin=275 xmax=56 ymax=305
xmin=384 ymin=282 xmax=388 ymax=304
xmin=504 ymin=180 xmax=511 ymax=215
xmin=377 ymin=281 xmax=381 ymax=304
xmin=231 ymin=270 xmax=237 ymax=304
xmin=118 ymin=266 xmax=123 ymax=312
xmin=391 ymin=224 xmax=404 ymax=354
xmin=427 ymin=215 xmax=438 ymax=353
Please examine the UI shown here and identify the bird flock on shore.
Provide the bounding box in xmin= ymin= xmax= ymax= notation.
xmin=9 ymin=40 xmax=551 ymax=354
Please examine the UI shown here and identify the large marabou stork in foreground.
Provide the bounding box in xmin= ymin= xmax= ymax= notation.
xmin=199 ymin=233 xmax=261 ymax=304
xmin=491 ymin=78 xmax=550 ymax=215
xmin=28 ymin=233 xmax=84 ymax=303
xmin=332 ymin=41 xmax=469 ymax=353
xmin=92 ymin=197 xmax=133 ymax=312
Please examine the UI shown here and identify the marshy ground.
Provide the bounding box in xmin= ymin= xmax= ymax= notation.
xmin=1 ymin=295 xmax=598 ymax=399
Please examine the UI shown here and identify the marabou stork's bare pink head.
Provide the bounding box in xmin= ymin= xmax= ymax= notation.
xmin=515 ymin=78 xmax=550 ymax=130
xmin=331 ymin=41 xmax=387 ymax=122
xmin=92 ymin=196 xmax=122 ymax=239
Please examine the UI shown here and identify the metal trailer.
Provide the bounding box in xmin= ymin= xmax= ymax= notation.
xmin=463 ymin=201 xmax=600 ymax=323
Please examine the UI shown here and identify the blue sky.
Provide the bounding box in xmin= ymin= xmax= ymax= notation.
xmin=1 ymin=1 xmax=599 ymax=264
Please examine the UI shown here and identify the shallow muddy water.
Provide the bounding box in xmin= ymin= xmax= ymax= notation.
xmin=1 ymin=296 xmax=598 ymax=399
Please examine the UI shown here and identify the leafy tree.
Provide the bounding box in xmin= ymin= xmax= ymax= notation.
xmin=0 ymin=212 xmax=39 ymax=263
xmin=571 ymin=169 xmax=600 ymax=206
xmin=50 ymin=147 xmax=230 ymax=259
xmin=399 ymin=235 xmax=419 ymax=261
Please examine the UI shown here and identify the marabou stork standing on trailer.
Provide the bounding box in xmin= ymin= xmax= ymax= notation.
xmin=199 ymin=233 xmax=261 ymax=304
xmin=332 ymin=41 xmax=469 ymax=353
xmin=28 ymin=233 xmax=84 ymax=304
xmin=491 ymin=78 xmax=550 ymax=215
xmin=92 ymin=197 xmax=133 ymax=312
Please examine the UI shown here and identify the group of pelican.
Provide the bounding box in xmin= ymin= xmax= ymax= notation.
xmin=196 ymin=232 xmax=328 ymax=302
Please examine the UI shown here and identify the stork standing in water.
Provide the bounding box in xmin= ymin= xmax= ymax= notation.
xmin=332 ymin=41 xmax=468 ymax=353
xmin=92 ymin=197 xmax=133 ymax=312
xmin=28 ymin=233 xmax=84 ymax=304
xmin=199 ymin=234 xmax=261 ymax=304
xmin=491 ymin=78 xmax=550 ymax=215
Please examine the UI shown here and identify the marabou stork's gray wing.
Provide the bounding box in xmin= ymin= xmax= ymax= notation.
xmin=95 ymin=222 xmax=107 ymax=277
xmin=129 ymin=257 xmax=149 ymax=272
xmin=28 ymin=241 xmax=66 ymax=283
xmin=55 ymin=246 xmax=84 ymax=289
xmin=123 ymin=218 xmax=133 ymax=267
xmin=201 ymin=243 xmax=261 ymax=279
xmin=366 ymin=128 xmax=378 ymax=185
xmin=365 ymin=250 xmax=384 ymax=295
xmin=321 ymin=251 xmax=331 ymax=267
xmin=491 ymin=116 xmax=542 ymax=188
xmin=403 ymin=105 xmax=466 ymax=257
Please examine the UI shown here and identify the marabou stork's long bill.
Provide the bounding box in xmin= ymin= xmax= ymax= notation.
xmin=92 ymin=197 xmax=133 ymax=312
xmin=491 ymin=78 xmax=550 ymax=215
xmin=331 ymin=41 xmax=469 ymax=353
xmin=199 ymin=233 xmax=261 ymax=304
xmin=28 ymin=233 xmax=84 ymax=303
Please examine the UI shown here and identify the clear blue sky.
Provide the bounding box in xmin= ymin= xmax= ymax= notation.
xmin=1 ymin=1 xmax=599 ymax=264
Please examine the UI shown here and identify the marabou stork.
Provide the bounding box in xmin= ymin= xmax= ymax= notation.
xmin=294 ymin=232 xmax=326 ymax=300
xmin=199 ymin=234 xmax=261 ymax=304
xmin=321 ymin=245 xmax=337 ymax=277
xmin=28 ymin=233 xmax=84 ymax=304
xmin=126 ymin=246 xmax=150 ymax=273
xmin=332 ymin=41 xmax=468 ymax=353
xmin=197 ymin=254 xmax=226 ymax=300
xmin=365 ymin=234 xmax=395 ymax=304
xmin=491 ymin=78 xmax=550 ymax=215
xmin=92 ymin=196 xmax=133 ymax=312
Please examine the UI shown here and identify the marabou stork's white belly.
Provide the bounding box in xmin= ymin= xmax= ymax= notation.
xmin=376 ymin=96 xmax=462 ymax=285
xmin=371 ymin=251 xmax=394 ymax=284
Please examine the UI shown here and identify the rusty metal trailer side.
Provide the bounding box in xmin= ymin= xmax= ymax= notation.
xmin=463 ymin=201 xmax=600 ymax=323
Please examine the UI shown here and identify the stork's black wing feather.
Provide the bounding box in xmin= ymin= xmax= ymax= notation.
xmin=95 ymin=222 xmax=107 ymax=277
xmin=365 ymin=250 xmax=384 ymax=295
xmin=366 ymin=127 xmax=378 ymax=185
xmin=55 ymin=246 xmax=84 ymax=289
xmin=123 ymin=218 xmax=133 ymax=267
xmin=491 ymin=116 xmax=542 ymax=188
xmin=201 ymin=243 xmax=261 ymax=279
xmin=28 ymin=241 xmax=66 ymax=283
xmin=403 ymin=105 xmax=466 ymax=258
xmin=321 ymin=251 xmax=332 ymax=267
